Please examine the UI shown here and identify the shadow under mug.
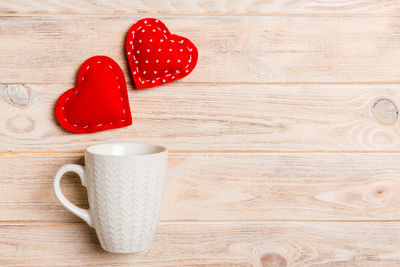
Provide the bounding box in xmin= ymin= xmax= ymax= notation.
xmin=53 ymin=143 xmax=168 ymax=253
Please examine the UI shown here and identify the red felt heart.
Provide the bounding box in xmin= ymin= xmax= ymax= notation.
xmin=55 ymin=56 xmax=132 ymax=133
xmin=126 ymin=18 xmax=198 ymax=89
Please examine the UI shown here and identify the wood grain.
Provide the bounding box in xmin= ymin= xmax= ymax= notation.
xmin=2 ymin=16 xmax=400 ymax=84
xmin=1 ymin=83 xmax=400 ymax=152
xmin=2 ymin=1 xmax=400 ymax=265
xmin=2 ymin=153 xmax=400 ymax=222
xmin=2 ymin=0 xmax=400 ymax=15
xmin=1 ymin=222 xmax=399 ymax=266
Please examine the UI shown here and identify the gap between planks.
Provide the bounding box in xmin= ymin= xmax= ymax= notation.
xmin=2 ymin=13 xmax=400 ymax=17
xmin=6 ymin=81 xmax=400 ymax=85
xmin=2 ymin=220 xmax=400 ymax=226
xmin=2 ymin=151 xmax=400 ymax=156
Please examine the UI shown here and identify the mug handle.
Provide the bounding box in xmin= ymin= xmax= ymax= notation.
xmin=53 ymin=164 xmax=93 ymax=227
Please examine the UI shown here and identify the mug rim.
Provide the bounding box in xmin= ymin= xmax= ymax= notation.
xmin=86 ymin=142 xmax=167 ymax=157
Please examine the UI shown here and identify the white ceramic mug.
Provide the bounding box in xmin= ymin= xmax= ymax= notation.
xmin=53 ymin=143 xmax=168 ymax=253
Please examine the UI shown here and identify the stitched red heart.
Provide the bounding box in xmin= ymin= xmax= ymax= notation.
xmin=126 ymin=18 xmax=198 ymax=89
xmin=55 ymin=56 xmax=132 ymax=133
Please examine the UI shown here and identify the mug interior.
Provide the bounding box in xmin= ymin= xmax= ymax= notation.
xmin=87 ymin=143 xmax=167 ymax=156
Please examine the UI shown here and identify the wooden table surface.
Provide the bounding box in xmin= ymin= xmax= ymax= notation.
xmin=1 ymin=1 xmax=400 ymax=266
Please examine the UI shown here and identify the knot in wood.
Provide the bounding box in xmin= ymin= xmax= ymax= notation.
xmin=372 ymin=99 xmax=398 ymax=125
xmin=261 ymin=253 xmax=287 ymax=267
xmin=3 ymin=84 xmax=29 ymax=106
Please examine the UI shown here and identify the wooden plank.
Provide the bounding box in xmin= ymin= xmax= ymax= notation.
xmin=2 ymin=16 xmax=400 ymax=84
xmin=0 ymin=222 xmax=399 ymax=266
xmin=1 ymin=83 xmax=400 ymax=152
xmin=2 ymin=153 xmax=400 ymax=222
xmin=2 ymin=0 xmax=400 ymax=15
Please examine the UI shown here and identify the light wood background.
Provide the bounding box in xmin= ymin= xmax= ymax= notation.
xmin=1 ymin=1 xmax=400 ymax=266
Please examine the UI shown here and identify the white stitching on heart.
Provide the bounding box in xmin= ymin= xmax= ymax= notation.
xmin=127 ymin=19 xmax=195 ymax=85
xmin=61 ymin=59 xmax=128 ymax=130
